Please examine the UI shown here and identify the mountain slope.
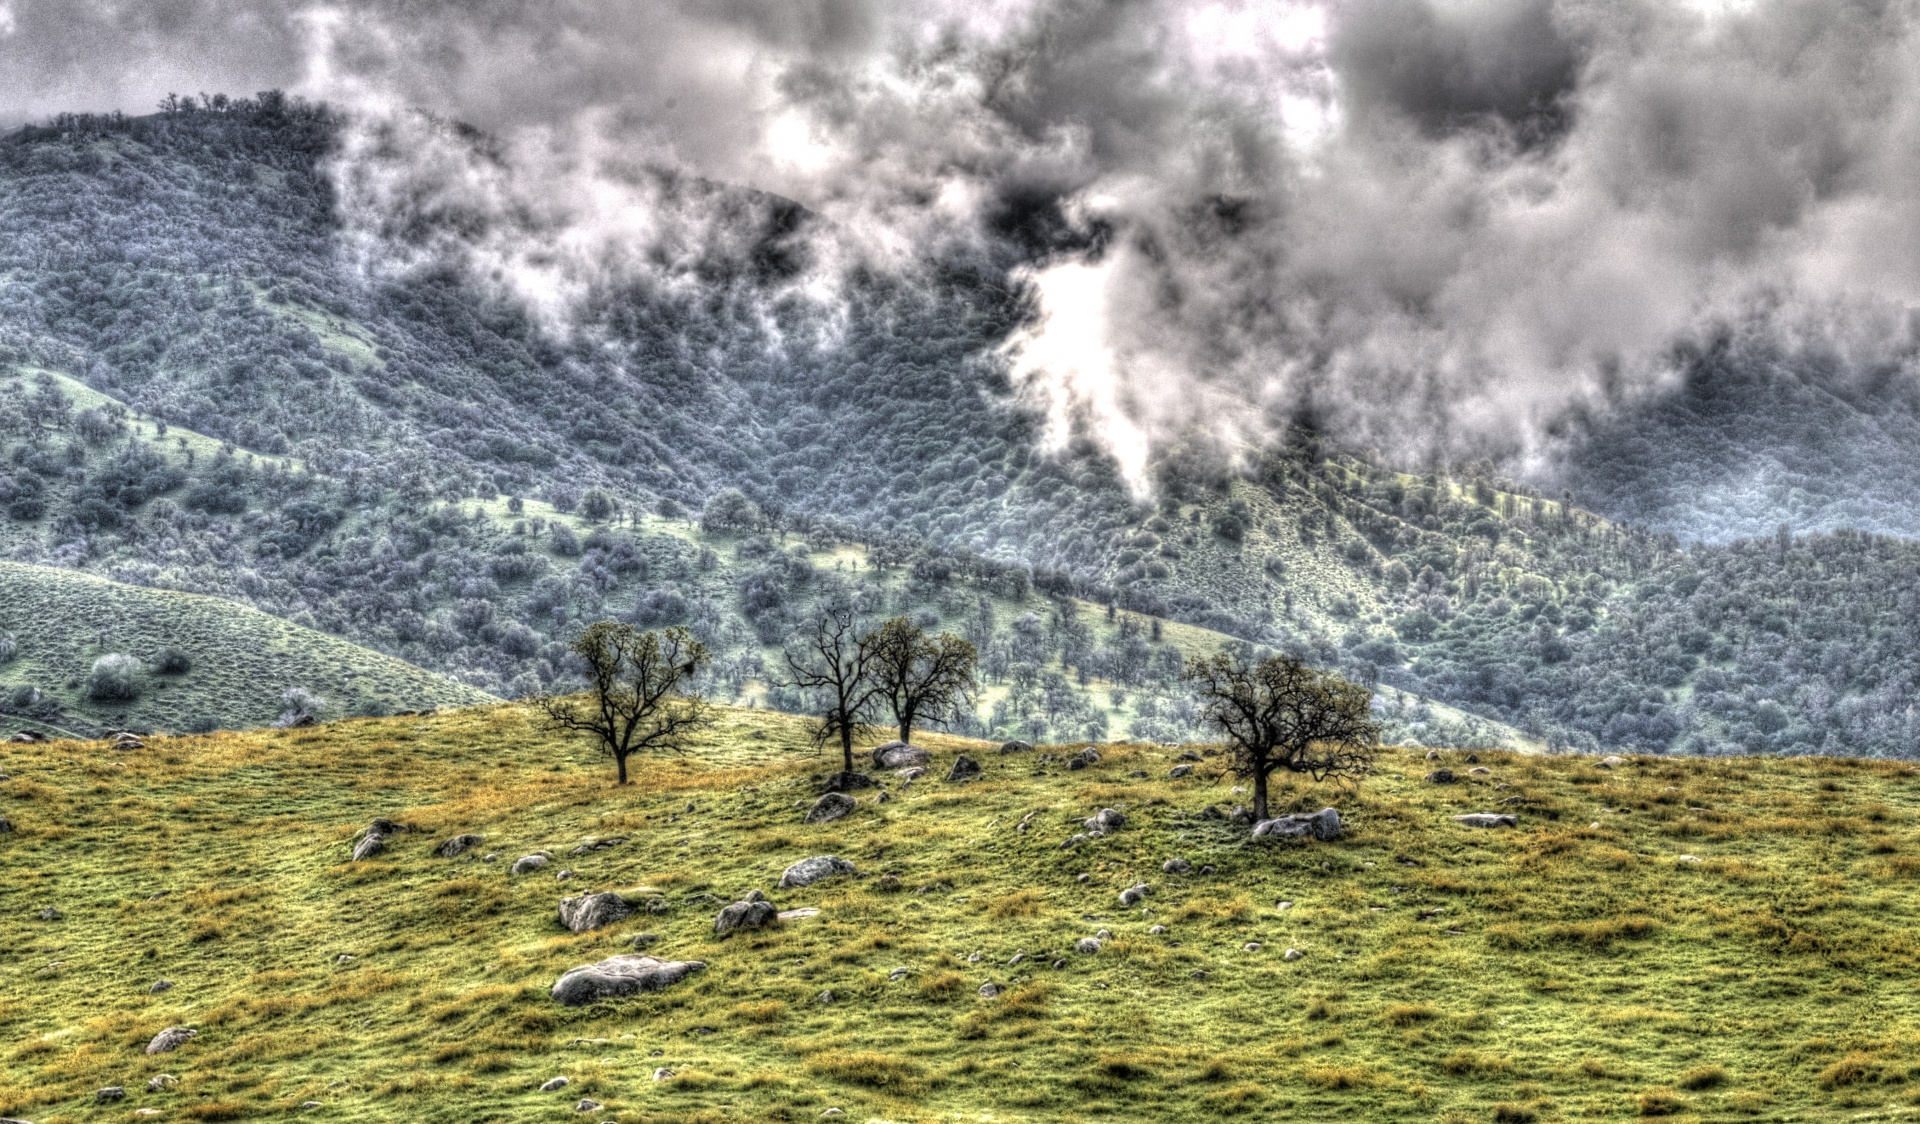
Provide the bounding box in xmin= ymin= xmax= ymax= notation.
xmin=0 ymin=704 xmax=1915 ymax=1121
xmin=0 ymin=561 xmax=495 ymax=737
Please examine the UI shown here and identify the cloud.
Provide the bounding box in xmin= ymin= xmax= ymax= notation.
xmin=11 ymin=0 xmax=1920 ymax=495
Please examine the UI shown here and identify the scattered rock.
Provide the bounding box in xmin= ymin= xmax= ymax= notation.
xmin=1075 ymin=937 xmax=1102 ymax=955
xmin=1244 ymin=942 xmax=1263 ymax=952
xmin=653 ymin=1068 xmax=676 ymax=1081
xmin=570 ymin=836 xmax=629 ymax=855
xmin=1424 ymin=769 xmax=1456 ymax=784
xmin=149 ymin=979 xmax=174 ymax=994
xmin=1096 ymin=928 xmax=1112 ymax=939
xmin=575 ymin=1099 xmax=603 ymax=1113
xmin=821 ymin=770 xmax=875 ymax=794
xmin=8 ymin=730 xmax=41 ymax=742
xmin=714 ymin=900 xmax=780 ymax=936
xmin=977 ymin=981 xmax=1001 ymax=998
xmin=555 ymin=869 xmax=575 ymax=881
xmin=97 ymin=1086 xmax=127 ymax=1103
xmin=1283 ymin=948 xmax=1304 ymax=962
xmin=1008 ymin=952 xmax=1025 ymax=966
xmin=436 ymin=834 xmax=483 ymax=858
xmin=1066 ymin=748 xmax=1102 ymax=770
xmin=780 ymin=855 xmax=857 ymax=888
xmin=559 ymin=891 xmax=635 ymax=933
xmin=540 ymin=1076 xmax=571 ymax=1092
xmin=817 ymin=989 xmax=836 ymax=1004
xmin=1453 ymin=813 xmax=1518 ymax=829
xmin=350 ymin=832 xmax=388 ymax=862
xmin=1051 ymin=958 xmax=1069 ymax=969
xmin=1060 ymin=834 xmax=1090 ymax=850
xmin=897 ymin=766 xmax=927 ymax=783
xmin=870 ymin=741 xmax=931 ymax=769
xmin=1118 ymin=882 xmax=1152 ymax=907
xmin=147 ymin=1074 xmax=178 ymax=1091
xmin=999 ymin=740 xmax=1034 ymax=754
xmin=1162 ymin=857 xmax=1191 ymax=874
xmin=550 ymin=955 xmax=706 ymax=1006
xmin=1075 ymin=872 xmax=1090 ymax=882
xmin=1252 ymin=807 xmax=1343 ymax=842
xmin=510 ymin=854 xmax=551 ymax=876
xmin=1678 ymin=854 xmax=1702 ymax=863
xmin=777 ymin=908 xmax=821 ymax=921
xmin=945 ymin=754 xmax=982 ymax=782
xmin=805 ymin=793 xmax=857 ymax=825
xmin=299 ymin=1101 xmax=322 ymax=1110
xmin=1085 ymin=807 xmax=1126 ymax=833
xmin=1424 ymin=749 xmax=1441 ymax=760
xmin=36 ymin=907 xmax=60 ymax=921
xmin=145 ymin=1027 xmax=196 ymax=1055
xmin=1599 ymin=754 xmax=1625 ymax=769
xmin=1469 ymin=767 xmax=1492 ymax=775
xmin=1199 ymin=864 xmax=1217 ymax=875
xmin=1168 ymin=764 xmax=1194 ymax=778
xmin=888 ymin=967 xmax=911 ymax=981
xmin=1228 ymin=806 xmax=1256 ymax=826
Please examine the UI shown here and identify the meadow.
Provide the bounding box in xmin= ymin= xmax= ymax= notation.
xmin=0 ymin=703 xmax=1916 ymax=1122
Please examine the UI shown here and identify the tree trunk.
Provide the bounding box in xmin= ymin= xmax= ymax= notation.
xmin=616 ymin=750 xmax=629 ymax=786
xmin=1252 ymin=768 xmax=1269 ymax=822
xmin=839 ymin=723 xmax=854 ymax=774
xmin=898 ymin=718 xmax=912 ymax=744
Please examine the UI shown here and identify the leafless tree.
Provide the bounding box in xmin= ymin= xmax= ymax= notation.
xmin=538 ymin=622 xmax=711 ymax=785
xmin=1186 ymin=652 xmax=1380 ymax=820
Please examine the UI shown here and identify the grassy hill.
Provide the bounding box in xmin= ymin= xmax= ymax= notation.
xmin=0 ymin=562 xmax=495 ymax=737
xmin=0 ymin=703 xmax=1915 ymax=1121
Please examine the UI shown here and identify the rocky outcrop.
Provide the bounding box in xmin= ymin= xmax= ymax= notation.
xmin=779 ymin=855 xmax=856 ymax=889
xmin=805 ymin=793 xmax=856 ymax=825
xmin=869 ymin=741 xmax=930 ymax=769
xmin=1251 ymin=808 xmax=1343 ymax=842
xmin=550 ymin=955 xmax=705 ymax=1006
xmin=145 ymin=1027 xmax=196 ymax=1054
xmin=713 ymin=900 xmax=779 ymax=936
xmin=436 ymin=834 xmax=483 ymax=858
xmin=558 ymin=891 xmax=634 ymax=933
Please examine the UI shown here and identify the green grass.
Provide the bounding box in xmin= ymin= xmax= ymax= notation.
xmin=1 ymin=706 xmax=1918 ymax=1121
xmin=0 ymin=562 xmax=495 ymax=737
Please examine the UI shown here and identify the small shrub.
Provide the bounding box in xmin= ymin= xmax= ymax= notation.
xmin=1677 ymin=1064 xmax=1727 ymax=1090
xmin=918 ymin=971 xmax=965 ymax=1000
xmin=988 ymin=889 xmax=1043 ymax=918
xmin=1819 ymin=1051 xmax=1880 ymax=1089
xmin=153 ymin=645 xmax=192 ymax=675
xmin=1637 ymin=1088 xmax=1687 ymax=1116
xmin=805 ymin=1049 xmax=923 ymax=1089
xmin=86 ymin=653 xmax=142 ymax=701
xmin=1382 ymin=1003 xmax=1437 ymax=1027
xmin=1492 ymin=1104 xmax=1538 ymax=1124
xmin=0 ymin=632 xmax=14 ymax=663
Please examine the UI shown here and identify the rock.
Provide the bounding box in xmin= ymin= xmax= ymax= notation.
xmin=714 ymin=900 xmax=780 ymax=936
xmin=0 ymin=815 xmax=11 ymax=833
xmin=1425 ymin=769 xmax=1456 ymax=784
xmin=653 ymin=1067 xmax=676 ymax=1081
xmin=1453 ymin=813 xmax=1518 ymax=828
xmin=1424 ymin=748 xmax=1441 ymax=760
xmin=1118 ymin=882 xmax=1152 ymax=907
xmin=1178 ymin=750 xmax=1202 ymax=761
xmin=145 ymin=1026 xmax=196 ymax=1054
xmin=149 ymin=1074 xmax=179 ymax=1091
xmin=1096 ymin=928 xmax=1112 ymax=939
xmin=36 ymin=907 xmax=60 ymax=921
xmin=778 ymin=908 xmax=821 ymax=921
xmin=350 ymin=832 xmax=388 ymax=862
xmin=1162 ymin=857 xmax=1191 ymax=874
xmin=1008 ymin=952 xmax=1025 ymax=966
xmin=1469 ymin=766 xmax=1492 ymax=775
xmin=540 ymin=1076 xmax=571 ymax=1092
xmin=1168 ymin=764 xmax=1194 ymax=778
xmin=559 ymin=891 xmax=634 ymax=933
xmin=817 ymin=989 xmax=836 ymax=1004
xmin=780 ymin=855 xmax=857 ymax=889
xmin=8 ymin=731 xmax=39 ymax=742
xmin=1149 ymin=924 xmax=1168 ymax=935
xmin=805 ymin=793 xmax=857 ymax=825
xmin=436 ymin=834 xmax=483 ymax=858
xmin=576 ymin=1099 xmax=603 ymax=1113
xmin=1199 ymin=864 xmax=1217 ymax=875
xmin=945 ymin=754 xmax=982 ymax=782
xmin=550 ymin=955 xmax=706 ymax=1006
xmin=999 ymin=740 xmax=1034 ymax=754
xmin=1060 ymin=834 xmax=1089 ymax=849
xmin=1283 ymin=948 xmax=1304 ymax=962
xmin=1228 ymin=806 xmax=1256 ymax=826
xmin=555 ymin=869 xmax=575 ymax=881
xmin=511 ymin=854 xmax=551 ymax=876
xmin=1599 ymin=754 xmax=1626 ymax=769
xmin=1244 ymin=942 xmax=1263 ymax=952
xmin=821 ymin=770 xmax=875 ymax=794
xmin=1276 ymin=900 xmax=1293 ymax=911
xmin=1075 ymin=937 xmax=1102 ymax=955
xmin=149 ymin=979 xmax=174 ymax=993
xmin=978 ymin=982 xmax=1000 ymax=998
xmin=1066 ymin=748 xmax=1102 ymax=770
xmin=1085 ymin=807 xmax=1126 ymax=833
xmin=300 ymin=1101 xmax=322 ymax=1110
xmin=97 ymin=1086 xmax=127 ymax=1102
xmin=1678 ymin=854 xmax=1702 ymax=863
xmin=1251 ymin=807 xmax=1343 ymax=842
xmin=870 ymin=741 xmax=930 ymax=769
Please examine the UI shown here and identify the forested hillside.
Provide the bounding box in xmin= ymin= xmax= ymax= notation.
xmin=5 ymin=100 xmax=1920 ymax=758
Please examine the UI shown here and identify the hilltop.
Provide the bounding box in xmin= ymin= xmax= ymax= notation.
xmin=1 ymin=703 xmax=1916 ymax=1121
xmin=0 ymin=561 xmax=494 ymax=738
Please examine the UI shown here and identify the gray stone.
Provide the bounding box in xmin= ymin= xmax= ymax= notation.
xmin=575 ymin=1099 xmax=603 ymax=1113
xmin=1244 ymin=942 xmax=1263 ymax=952
xmin=978 ymin=982 xmax=1000 ymax=998
xmin=540 ymin=1076 xmax=571 ymax=1091
xmin=1469 ymin=766 xmax=1492 ymax=775
xmin=97 ymin=1086 xmax=126 ymax=1102
xmin=1454 ymin=813 xmax=1519 ymax=828
xmin=1284 ymin=948 xmax=1304 ymax=961
xmin=1085 ymin=807 xmax=1125 ymax=833
xmin=436 ymin=834 xmax=483 ymax=858
xmin=549 ymin=955 xmax=706 ymax=1006
xmin=0 ymin=815 xmax=11 ymax=833
xmin=1060 ymin=834 xmax=1089 ymax=849
xmin=1251 ymin=807 xmax=1343 ymax=842
xmin=149 ymin=979 xmax=174 ymax=994
xmin=1599 ymin=754 xmax=1626 ymax=769
xmin=554 ymin=869 xmax=574 ymax=881
xmin=653 ymin=1068 xmax=675 ymax=1081
xmin=559 ymin=892 xmax=634 ymax=933
xmin=36 ymin=907 xmax=59 ymax=921
xmin=805 ymin=792 xmax=856 ymax=825
xmin=1149 ymin=925 xmax=1168 ymax=935
xmin=821 ymin=770 xmax=875 ymax=794
xmin=148 ymin=1074 xmax=179 ymax=1091
xmin=780 ymin=855 xmax=856 ymax=889
xmin=1168 ymin=764 xmax=1194 ymax=778
xmin=1066 ymin=748 xmax=1102 ymax=770
xmin=817 ymin=989 xmax=836 ymax=1004
xmin=1162 ymin=858 xmax=1191 ymax=874
xmin=1118 ymin=882 xmax=1152 ymax=907
xmin=945 ymin=754 xmax=982 ymax=782
xmin=350 ymin=832 xmax=387 ymax=862
xmin=145 ymin=1026 xmax=195 ymax=1054
xmin=510 ymin=854 xmax=551 ymax=876
xmin=870 ymin=741 xmax=930 ymax=769
xmin=1075 ymin=937 xmax=1102 ymax=954
xmin=714 ymin=900 xmax=779 ymax=936
xmin=1425 ymin=769 xmax=1457 ymax=784
xmin=897 ymin=766 xmax=927 ymax=782
xmin=630 ymin=931 xmax=660 ymax=947
xmin=999 ymin=740 xmax=1034 ymax=754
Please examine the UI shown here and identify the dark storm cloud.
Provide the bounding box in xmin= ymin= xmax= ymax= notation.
xmin=8 ymin=0 xmax=1920 ymax=489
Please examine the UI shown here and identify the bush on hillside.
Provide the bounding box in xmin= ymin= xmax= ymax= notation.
xmin=153 ymin=645 xmax=193 ymax=675
xmin=276 ymin=687 xmax=324 ymax=727
xmin=0 ymin=631 xmax=15 ymax=663
xmin=701 ymin=488 xmax=764 ymax=534
xmin=87 ymin=653 xmax=143 ymax=700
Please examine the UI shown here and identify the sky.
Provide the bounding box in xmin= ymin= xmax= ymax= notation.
xmin=7 ymin=0 xmax=1920 ymax=490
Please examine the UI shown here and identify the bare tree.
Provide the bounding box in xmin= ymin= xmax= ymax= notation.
xmin=538 ymin=622 xmax=711 ymax=785
xmin=1186 ymin=652 xmax=1380 ymax=821
xmin=783 ymin=604 xmax=879 ymax=775
xmin=866 ymin=617 xmax=977 ymax=744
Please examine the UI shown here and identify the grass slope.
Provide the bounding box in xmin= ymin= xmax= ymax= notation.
xmin=1 ymin=706 xmax=1916 ymax=1122
xmin=0 ymin=562 xmax=495 ymax=737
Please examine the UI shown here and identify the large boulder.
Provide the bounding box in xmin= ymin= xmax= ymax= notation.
xmin=1454 ymin=813 xmax=1519 ymax=829
xmin=436 ymin=834 xmax=483 ymax=858
xmin=510 ymin=854 xmax=551 ymax=875
xmin=145 ymin=1027 xmax=196 ymax=1055
xmin=559 ymin=891 xmax=634 ymax=933
xmin=870 ymin=741 xmax=931 ymax=769
xmin=1252 ymin=807 xmax=1343 ymax=842
xmin=805 ymin=793 xmax=856 ymax=825
xmin=999 ymin=740 xmax=1034 ymax=754
xmin=945 ymin=754 xmax=982 ymax=782
xmin=1425 ymin=769 xmax=1457 ymax=784
xmin=550 ymin=955 xmax=705 ymax=1007
xmin=779 ymin=855 xmax=856 ymax=889
xmin=821 ymin=770 xmax=876 ymax=794
xmin=350 ymin=818 xmax=403 ymax=861
xmin=1084 ymin=807 xmax=1126 ymax=833
xmin=714 ymin=900 xmax=779 ymax=936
